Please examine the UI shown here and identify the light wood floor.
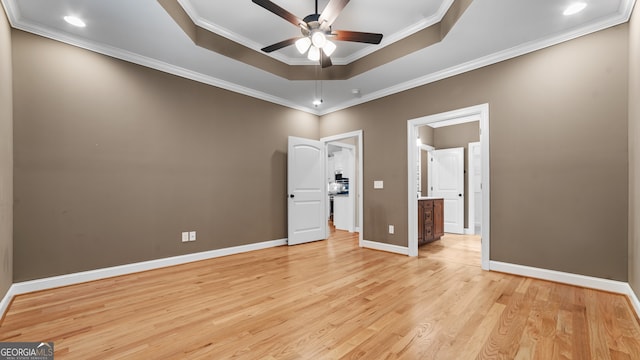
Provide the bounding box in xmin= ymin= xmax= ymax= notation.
xmin=2 ymin=230 xmax=640 ymax=359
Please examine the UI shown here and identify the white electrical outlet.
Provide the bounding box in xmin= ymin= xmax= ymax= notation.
xmin=388 ymin=225 xmax=394 ymax=234
xmin=374 ymin=180 xmax=384 ymax=189
xmin=189 ymin=231 xmax=196 ymax=241
xmin=181 ymin=232 xmax=189 ymax=242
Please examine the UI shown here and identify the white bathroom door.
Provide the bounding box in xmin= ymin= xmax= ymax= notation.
xmin=287 ymin=136 xmax=327 ymax=245
xmin=430 ymin=147 xmax=464 ymax=234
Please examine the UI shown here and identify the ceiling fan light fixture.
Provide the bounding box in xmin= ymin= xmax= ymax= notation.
xmin=295 ymin=37 xmax=312 ymax=54
xmin=311 ymin=31 xmax=327 ymax=48
xmin=323 ymin=40 xmax=336 ymax=57
xmin=308 ymin=46 xmax=320 ymax=61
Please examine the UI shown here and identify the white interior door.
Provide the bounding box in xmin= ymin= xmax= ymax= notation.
xmin=288 ymin=136 xmax=327 ymax=245
xmin=430 ymin=147 xmax=464 ymax=234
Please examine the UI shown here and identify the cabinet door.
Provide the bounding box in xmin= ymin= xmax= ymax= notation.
xmin=425 ymin=200 xmax=434 ymax=242
xmin=433 ymin=199 xmax=444 ymax=238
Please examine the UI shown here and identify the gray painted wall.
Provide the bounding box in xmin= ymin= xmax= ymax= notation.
xmin=629 ymin=4 xmax=640 ymax=299
xmin=0 ymin=5 xmax=13 ymax=302
xmin=320 ymin=24 xmax=629 ymax=281
xmin=12 ymin=30 xmax=319 ymax=281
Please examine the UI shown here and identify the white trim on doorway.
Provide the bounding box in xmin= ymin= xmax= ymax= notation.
xmin=321 ymin=130 xmax=364 ymax=248
xmin=407 ymin=104 xmax=490 ymax=270
xmin=468 ymin=141 xmax=482 ymax=236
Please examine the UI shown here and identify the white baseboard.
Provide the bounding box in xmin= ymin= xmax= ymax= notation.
xmin=0 ymin=285 xmax=16 ymax=321
xmin=362 ymin=240 xmax=409 ymax=255
xmin=355 ymin=227 xmax=361 ymax=232
xmin=490 ymin=261 xmax=630 ymax=294
xmin=627 ymin=284 xmax=640 ymax=319
xmin=464 ymin=228 xmax=475 ymax=235
xmin=1 ymin=238 xmax=287 ymax=315
xmin=490 ymin=261 xmax=640 ymax=320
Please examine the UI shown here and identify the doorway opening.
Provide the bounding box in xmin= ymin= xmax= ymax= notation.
xmin=407 ymin=104 xmax=490 ymax=270
xmin=322 ymin=131 xmax=364 ymax=247
xmin=327 ymin=141 xmax=356 ymax=232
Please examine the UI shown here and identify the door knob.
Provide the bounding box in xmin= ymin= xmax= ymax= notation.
xmin=290 ymin=194 xmax=295 ymax=198
xmin=458 ymin=194 xmax=462 ymax=197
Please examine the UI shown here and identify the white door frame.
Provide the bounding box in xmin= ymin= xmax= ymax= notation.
xmin=468 ymin=141 xmax=481 ymax=235
xmin=321 ymin=130 xmax=364 ymax=247
xmin=407 ymin=104 xmax=490 ymax=270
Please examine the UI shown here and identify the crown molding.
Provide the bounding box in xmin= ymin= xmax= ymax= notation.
xmin=2 ymin=0 xmax=636 ymax=116
xmin=1 ymin=0 xmax=320 ymax=115
xmin=1 ymin=0 xmax=19 ymax=26
xmin=318 ymin=0 xmax=636 ymax=115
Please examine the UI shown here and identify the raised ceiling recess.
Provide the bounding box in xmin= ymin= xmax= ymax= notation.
xmin=159 ymin=0 xmax=472 ymax=80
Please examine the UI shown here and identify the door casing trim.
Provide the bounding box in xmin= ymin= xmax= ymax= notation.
xmin=407 ymin=104 xmax=490 ymax=270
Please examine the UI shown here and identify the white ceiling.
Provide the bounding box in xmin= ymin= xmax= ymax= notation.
xmin=1 ymin=0 xmax=635 ymax=115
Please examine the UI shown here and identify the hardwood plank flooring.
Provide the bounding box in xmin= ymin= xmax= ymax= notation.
xmin=1 ymin=230 xmax=640 ymax=359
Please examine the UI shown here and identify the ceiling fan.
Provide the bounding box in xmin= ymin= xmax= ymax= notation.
xmin=252 ymin=0 xmax=383 ymax=68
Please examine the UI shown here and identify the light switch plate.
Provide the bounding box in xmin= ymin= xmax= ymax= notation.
xmin=181 ymin=232 xmax=189 ymax=242
xmin=374 ymin=180 xmax=384 ymax=189
xmin=189 ymin=231 xmax=196 ymax=241
xmin=388 ymin=225 xmax=394 ymax=234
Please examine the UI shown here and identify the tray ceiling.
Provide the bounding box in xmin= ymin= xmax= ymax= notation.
xmin=1 ymin=0 xmax=635 ymax=114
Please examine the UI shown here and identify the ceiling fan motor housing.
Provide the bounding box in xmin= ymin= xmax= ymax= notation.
xmin=301 ymin=13 xmax=331 ymax=37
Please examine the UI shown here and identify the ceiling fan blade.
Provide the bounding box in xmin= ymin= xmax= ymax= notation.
xmin=261 ymin=37 xmax=300 ymax=53
xmin=332 ymin=30 xmax=383 ymax=44
xmin=319 ymin=0 xmax=349 ymax=28
xmin=252 ymin=0 xmax=305 ymax=28
xmin=320 ymin=51 xmax=333 ymax=68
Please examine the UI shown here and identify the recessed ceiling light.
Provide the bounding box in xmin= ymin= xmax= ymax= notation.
xmin=563 ymin=2 xmax=587 ymax=16
xmin=64 ymin=15 xmax=86 ymax=27
xmin=313 ymin=99 xmax=323 ymax=107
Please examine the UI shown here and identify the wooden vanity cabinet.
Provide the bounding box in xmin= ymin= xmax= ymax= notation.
xmin=418 ymin=198 xmax=444 ymax=244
